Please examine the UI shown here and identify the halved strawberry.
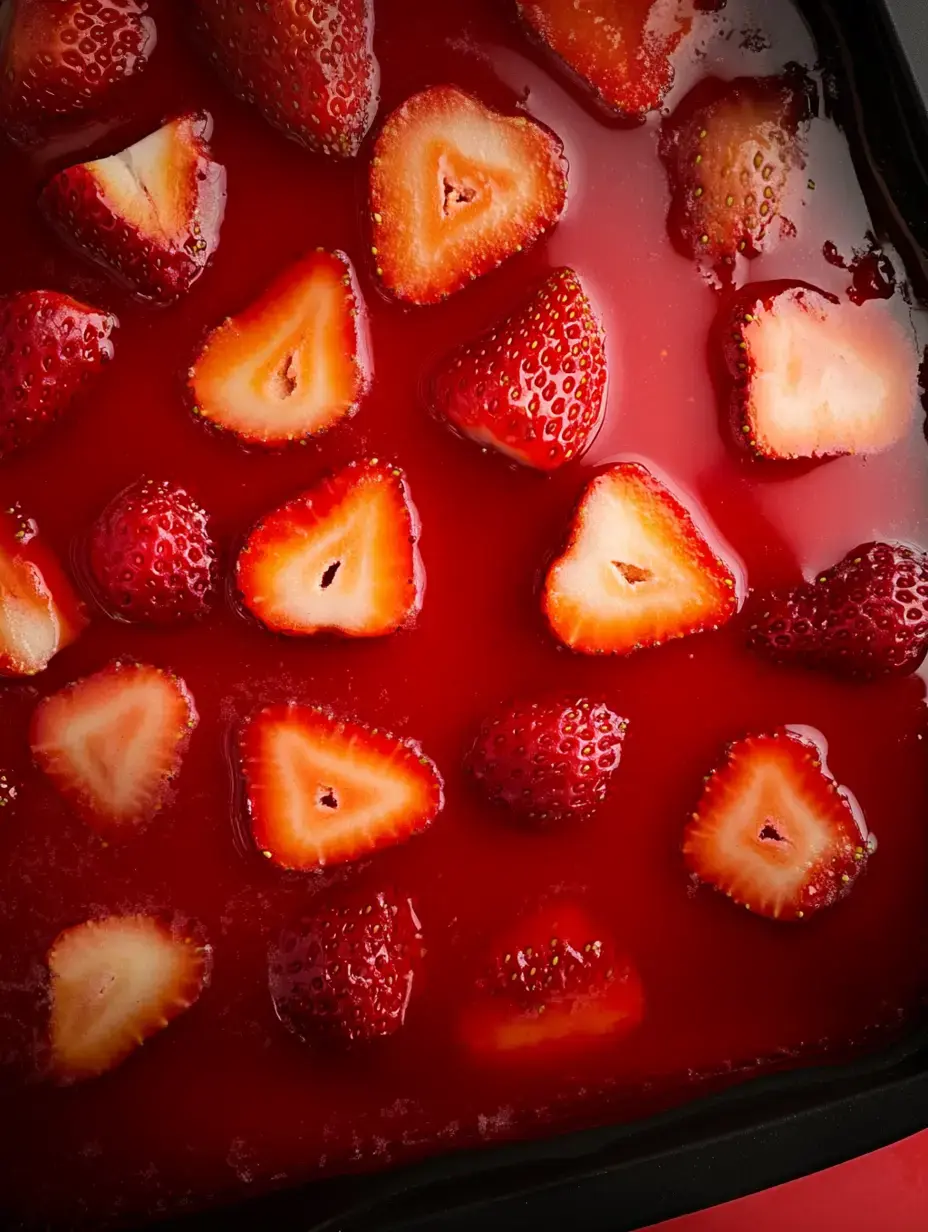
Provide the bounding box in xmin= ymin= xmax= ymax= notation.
xmin=39 ymin=112 xmax=226 ymax=305
xmin=192 ymin=0 xmax=377 ymax=158
xmin=683 ymin=730 xmax=872 ymax=921
xmin=47 ymin=914 xmax=210 ymax=1083
xmin=30 ymin=661 xmax=197 ymax=833
xmin=719 ymin=282 xmax=918 ymax=461
xmin=0 ymin=0 xmax=157 ymax=140
xmin=236 ymin=460 xmax=423 ymax=639
xmin=517 ymin=0 xmax=698 ymax=119
xmin=369 ymin=85 xmax=567 ymax=305
xmin=189 ymin=249 xmax=370 ymax=447
xmin=462 ymin=902 xmax=644 ymax=1060
xmin=659 ymin=75 xmax=810 ymax=265
xmin=0 ymin=290 xmax=117 ymax=460
xmin=431 ymin=268 xmax=607 ymax=471
xmin=543 ymin=462 xmax=738 ymax=655
xmin=239 ymin=703 xmax=443 ymax=871
xmin=0 ymin=506 xmax=87 ymax=677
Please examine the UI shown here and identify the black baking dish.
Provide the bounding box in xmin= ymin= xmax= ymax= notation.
xmin=141 ymin=2 xmax=928 ymax=1229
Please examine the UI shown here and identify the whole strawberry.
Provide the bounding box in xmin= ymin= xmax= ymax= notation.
xmin=747 ymin=542 xmax=928 ymax=678
xmin=431 ymin=268 xmax=607 ymax=471
xmin=268 ymin=894 xmax=421 ymax=1046
xmin=0 ymin=291 xmax=117 ymax=460
xmin=468 ymin=698 xmax=628 ymax=823
xmin=87 ymin=479 xmax=217 ymax=623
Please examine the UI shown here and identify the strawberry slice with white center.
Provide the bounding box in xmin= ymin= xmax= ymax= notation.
xmin=30 ymin=661 xmax=198 ymax=833
xmin=369 ymin=85 xmax=568 ymax=305
xmin=721 ymin=282 xmax=918 ymax=460
xmin=39 ymin=112 xmax=226 ymax=305
xmin=239 ymin=703 xmax=444 ymax=871
xmin=47 ymin=914 xmax=210 ymax=1083
xmin=0 ymin=506 xmax=87 ymax=677
xmin=189 ymin=249 xmax=370 ymax=447
xmin=543 ymin=462 xmax=738 ymax=655
xmin=237 ymin=460 xmax=423 ymax=638
xmin=683 ymin=730 xmax=872 ymax=921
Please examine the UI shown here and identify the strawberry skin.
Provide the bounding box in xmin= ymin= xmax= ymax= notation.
xmin=47 ymin=913 xmax=210 ymax=1083
xmin=720 ymin=282 xmax=918 ymax=461
xmin=0 ymin=0 xmax=156 ymax=139
xmin=191 ymin=0 xmax=377 ymax=157
xmin=189 ymin=248 xmax=370 ymax=448
xmin=236 ymin=460 xmax=423 ymax=639
xmin=747 ymin=542 xmax=928 ymax=679
xmin=269 ymin=894 xmax=422 ymax=1046
xmin=468 ymin=697 xmax=628 ymax=824
xmin=431 ymin=268 xmax=607 ymax=471
xmin=543 ymin=462 xmax=738 ymax=655
xmin=0 ymin=505 xmax=87 ymax=677
xmin=0 ymin=290 xmax=117 ymax=460
xmin=30 ymin=660 xmax=198 ymax=833
xmin=87 ymin=478 xmax=217 ymax=624
xmin=659 ymin=75 xmax=809 ymax=264
xmin=463 ymin=902 xmax=644 ymax=1059
xmin=684 ymin=730 xmax=872 ymax=922
xmin=239 ymin=703 xmax=443 ymax=872
xmin=40 ymin=112 xmax=226 ymax=305
xmin=369 ymin=85 xmax=568 ymax=305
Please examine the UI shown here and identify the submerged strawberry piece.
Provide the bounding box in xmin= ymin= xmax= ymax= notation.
xmin=47 ymin=914 xmax=210 ymax=1083
xmin=0 ymin=506 xmax=87 ymax=677
xmin=30 ymin=661 xmax=198 ymax=833
xmin=0 ymin=0 xmax=156 ymax=138
xmin=189 ymin=249 xmax=370 ymax=447
xmin=684 ymin=730 xmax=871 ymax=921
xmin=747 ymin=542 xmax=928 ymax=678
xmin=239 ymin=703 xmax=443 ymax=871
xmin=543 ymin=462 xmax=738 ymax=655
xmin=192 ymin=0 xmax=377 ymax=157
xmin=720 ymin=283 xmax=918 ymax=460
xmin=0 ymin=290 xmax=116 ymax=460
xmin=468 ymin=697 xmax=627 ymax=824
xmin=516 ymin=0 xmax=698 ymax=119
xmin=431 ymin=268 xmax=607 ymax=471
xmin=660 ymin=75 xmax=809 ymax=265
xmin=463 ymin=903 xmax=644 ymax=1059
xmin=237 ymin=460 xmax=422 ymax=639
xmin=369 ymin=85 xmax=567 ymax=304
xmin=269 ymin=894 xmax=421 ymax=1046
xmin=87 ymin=478 xmax=217 ymax=624
xmin=39 ymin=112 xmax=226 ymax=305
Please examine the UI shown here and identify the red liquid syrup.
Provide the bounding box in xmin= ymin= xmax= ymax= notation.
xmin=1 ymin=0 xmax=927 ymax=1223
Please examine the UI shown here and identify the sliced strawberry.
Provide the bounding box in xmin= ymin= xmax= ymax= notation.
xmin=189 ymin=249 xmax=370 ymax=447
xmin=0 ymin=290 xmax=117 ymax=460
xmin=39 ymin=112 xmax=226 ymax=305
xmin=431 ymin=268 xmax=607 ymax=471
xmin=238 ymin=703 xmax=443 ymax=871
xmin=47 ymin=914 xmax=210 ymax=1083
xmin=236 ymin=460 xmax=423 ymax=639
xmin=720 ymin=282 xmax=918 ymax=461
xmin=543 ymin=462 xmax=738 ymax=655
xmin=659 ymin=75 xmax=810 ymax=265
xmin=191 ymin=0 xmax=377 ymax=157
xmin=30 ymin=661 xmax=197 ymax=833
xmin=369 ymin=85 xmax=568 ymax=305
xmin=0 ymin=506 xmax=87 ymax=677
xmin=683 ymin=730 xmax=872 ymax=921
xmin=462 ymin=902 xmax=644 ymax=1059
xmin=0 ymin=0 xmax=156 ymax=140
xmin=517 ymin=0 xmax=698 ymax=119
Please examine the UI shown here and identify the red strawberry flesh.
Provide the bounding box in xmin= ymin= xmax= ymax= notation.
xmin=683 ymin=730 xmax=872 ymax=921
xmin=431 ymin=268 xmax=607 ymax=471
